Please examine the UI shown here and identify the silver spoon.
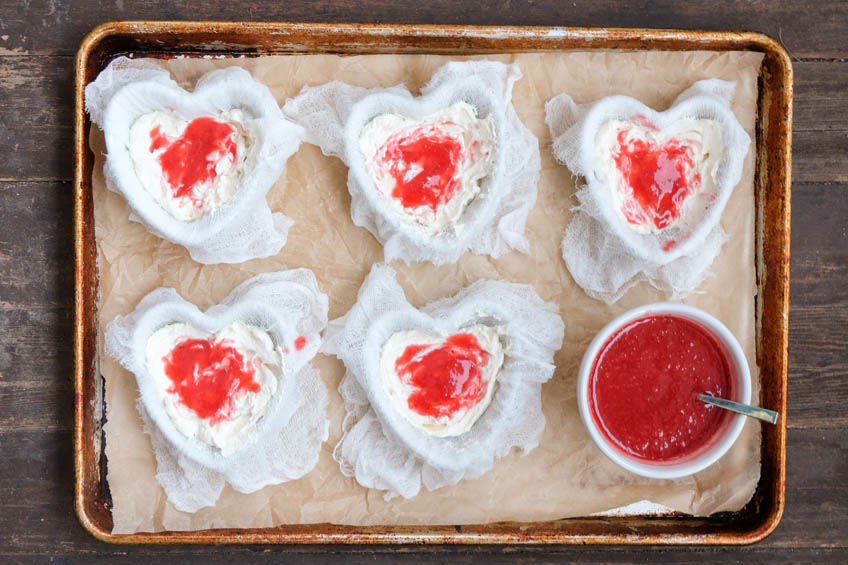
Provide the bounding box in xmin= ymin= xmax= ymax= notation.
xmin=698 ymin=394 xmax=779 ymax=424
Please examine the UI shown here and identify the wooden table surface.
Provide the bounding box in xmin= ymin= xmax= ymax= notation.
xmin=1 ymin=1 xmax=846 ymax=562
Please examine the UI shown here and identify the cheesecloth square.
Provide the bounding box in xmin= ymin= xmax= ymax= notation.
xmin=544 ymin=79 xmax=750 ymax=303
xmin=104 ymin=270 xmax=329 ymax=512
xmin=282 ymin=60 xmax=541 ymax=265
xmin=322 ymin=264 xmax=565 ymax=499
xmin=85 ymin=56 xmax=302 ymax=264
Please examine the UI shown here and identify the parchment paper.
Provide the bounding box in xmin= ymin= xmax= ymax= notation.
xmin=91 ymin=50 xmax=764 ymax=534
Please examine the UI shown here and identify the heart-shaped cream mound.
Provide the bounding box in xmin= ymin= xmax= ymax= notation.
xmin=358 ymin=101 xmax=496 ymax=233
xmin=379 ymin=324 xmax=504 ymax=438
xmin=129 ymin=110 xmax=251 ymax=222
xmin=95 ymin=65 xmax=303 ymax=263
xmin=145 ymin=320 xmax=283 ymax=456
xmin=595 ymin=116 xmax=724 ymax=236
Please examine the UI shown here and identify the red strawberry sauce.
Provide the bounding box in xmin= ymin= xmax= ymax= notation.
xmin=162 ymin=337 xmax=260 ymax=424
xmin=589 ymin=314 xmax=734 ymax=462
xmin=149 ymin=117 xmax=237 ymax=208
xmin=613 ymin=127 xmax=701 ymax=230
xmin=376 ymin=124 xmax=463 ymax=213
xmin=394 ymin=333 xmax=489 ymax=419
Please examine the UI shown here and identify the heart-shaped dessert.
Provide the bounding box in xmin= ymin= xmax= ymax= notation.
xmin=323 ymin=264 xmax=564 ymax=497
xmin=128 ymin=110 xmax=250 ymax=222
xmin=357 ymin=101 xmax=497 ymax=234
xmin=596 ymin=116 xmax=724 ymax=236
xmin=551 ymin=80 xmax=750 ymax=264
xmin=360 ymin=306 xmax=520 ymax=473
xmin=379 ymin=324 xmax=505 ymax=438
xmin=105 ymin=270 xmax=328 ymax=471
xmin=145 ymin=321 xmax=282 ymax=455
xmin=345 ymin=79 xmax=507 ymax=253
xmin=280 ymin=60 xmax=538 ymax=265
xmin=98 ymin=65 xmax=302 ymax=261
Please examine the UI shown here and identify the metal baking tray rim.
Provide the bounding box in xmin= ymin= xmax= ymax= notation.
xmin=73 ymin=21 xmax=792 ymax=545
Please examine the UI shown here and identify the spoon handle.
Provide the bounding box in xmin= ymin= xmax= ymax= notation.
xmin=698 ymin=394 xmax=779 ymax=425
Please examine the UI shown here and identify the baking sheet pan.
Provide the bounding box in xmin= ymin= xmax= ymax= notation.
xmin=73 ymin=21 xmax=791 ymax=544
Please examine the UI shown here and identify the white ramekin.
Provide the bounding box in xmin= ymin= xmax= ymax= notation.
xmin=577 ymin=302 xmax=752 ymax=479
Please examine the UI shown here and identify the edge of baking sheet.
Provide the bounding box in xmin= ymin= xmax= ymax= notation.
xmin=73 ymin=21 xmax=792 ymax=545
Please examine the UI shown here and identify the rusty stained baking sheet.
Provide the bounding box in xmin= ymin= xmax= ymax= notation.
xmin=73 ymin=21 xmax=792 ymax=545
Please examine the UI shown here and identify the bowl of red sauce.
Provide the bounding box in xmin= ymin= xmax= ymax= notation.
xmin=577 ymin=302 xmax=751 ymax=479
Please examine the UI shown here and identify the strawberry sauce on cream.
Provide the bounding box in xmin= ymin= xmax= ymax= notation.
xmin=612 ymin=130 xmax=700 ymax=231
xmin=394 ymin=333 xmax=489 ymax=419
xmin=379 ymin=125 xmax=463 ymax=214
xmin=145 ymin=321 xmax=283 ymax=455
xmin=128 ymin=109 xmax=251 ymax=222
xmin=359 ymin=101 xmax=496 ymax=233
xmin=595 ymin=117 xmax=725 ymax=235
xmin=162 ymin=336 xmax=259 ymax=425
xmin=149 ymin=117 xmax=238 ymax=208
xmin=379 ymin=324 xmax=504 ymax=437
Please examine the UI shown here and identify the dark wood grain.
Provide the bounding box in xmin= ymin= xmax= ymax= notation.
xmin=793 ymin=62 xmax=848 ymax=184
xmin=788 ymin=183 xmax=848 ymax=429
xmin=0 ymin=56 xmax=74 ymax=182
xmin=0 ymin=0 xmax=846 ymax=560
xmin=0 ymin=181 xmax=73 ymax=436
xmin=0 ymin=1 xmax=846 ymax=59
